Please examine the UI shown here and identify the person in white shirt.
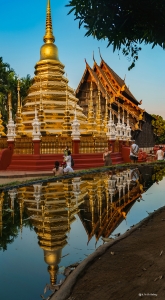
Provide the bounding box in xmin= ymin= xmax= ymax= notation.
xmin=64 ymin=150 xmax=72 ymax=167
xmin=63 ymin=166 xmax=74 ymax=173
xmin=156 ymin=146 xmax=164 ymax=160
xmin=130 ymin=168 xmax=140 ymax=182
xmin=130 ymin=140 xmax=139 ymax=163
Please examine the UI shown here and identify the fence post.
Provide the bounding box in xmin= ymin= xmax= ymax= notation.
xmin=7 ymin=140 xmax=14 ymax=154
xmin=33 ymin=140 xmax=41 ymax=155
xmin=72 ymin=140 xmax=80 ymax=154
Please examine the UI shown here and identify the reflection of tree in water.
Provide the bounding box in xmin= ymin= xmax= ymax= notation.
xmin=0 ymin=191 xmax=32 ymax=251
xmin=152 ymin=166 xmax=165 ymax=183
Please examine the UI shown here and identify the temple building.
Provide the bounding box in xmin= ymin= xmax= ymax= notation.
xmin=76 ymin=58 xmax=155 ymax=148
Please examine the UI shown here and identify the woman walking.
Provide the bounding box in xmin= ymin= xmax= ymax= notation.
xmin=103 ymin=147 xmax=112 ymax=166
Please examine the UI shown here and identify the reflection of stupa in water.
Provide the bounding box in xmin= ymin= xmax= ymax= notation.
xmin=16 ymin=177 xmax=87 ymax=286
xmin=17 ymin=0 xmax=86 ymax=137
xmin=0 ymin=166 xmax=157 ymax=286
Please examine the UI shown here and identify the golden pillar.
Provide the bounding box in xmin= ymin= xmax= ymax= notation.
xmin=104 ymin=91 xmax=109 ymax=133
xmin=38 ymin=77 xmax=45 ymax=133
xmin=62 ymin=83 xmax=72 ymax=136
xmin=8 ymin=92 xmax=12 ymax=119
xmin=15 ymin=78 xmax=24 ymax=136
xmin=87 ymin=81 xmax=96 ymax=133
xmin=96 ymin=83 xmax=104 ymax=134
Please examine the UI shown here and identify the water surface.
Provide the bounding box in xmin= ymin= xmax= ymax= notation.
xmin=0 ymin=165 xmax=165 ymax=300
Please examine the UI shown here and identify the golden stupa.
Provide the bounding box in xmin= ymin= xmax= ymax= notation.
xmin=18 ymin=0 xmax=87 ymax=137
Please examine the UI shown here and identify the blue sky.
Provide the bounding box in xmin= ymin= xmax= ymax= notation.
xmin=0 ymin=0 xmax=165 ymax=118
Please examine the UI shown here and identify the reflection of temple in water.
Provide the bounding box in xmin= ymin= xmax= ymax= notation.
xmin=78 ymin=169 xmax=144 ymax=243
xmin=0 ymin=166 xmax=156 ymax=285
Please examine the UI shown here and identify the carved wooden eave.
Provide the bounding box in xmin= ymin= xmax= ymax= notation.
xmin=100 ymin=59 xmax=139 ymax=105
xmin=75 ymin=65 xmax=89 ymax=94
xmin=76 ymin=59 xmax=144 ymax=123
xmin=93 ymin=62 xmax=143 ymax=120
xmin=97 ymin=60 xmax=143 ymax=113
xmin=94 ymin=63 xmax=118 ymax=96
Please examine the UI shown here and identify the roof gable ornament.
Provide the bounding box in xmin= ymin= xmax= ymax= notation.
xmin=98 ymin=47 xmax=103 ymax=60
xmin=92 ymin=51 xmax=95 ymax=62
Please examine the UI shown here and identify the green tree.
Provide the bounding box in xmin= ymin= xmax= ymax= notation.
xmin=20 ymin=74 xmax=34 ymax=105
xmin=152 ymin=115 xmax=165 ymax=144
xmin=66 ymin=0 xmax=165 ymax=69
xmin=0 ymin=57 xmax=33 ymax=130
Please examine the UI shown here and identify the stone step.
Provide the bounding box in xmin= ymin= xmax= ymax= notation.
xmin=7 ymin=153 xmax=123 ymax=171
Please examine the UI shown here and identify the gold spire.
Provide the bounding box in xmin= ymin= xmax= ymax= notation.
xmin=15 ymin=78 xmax=24 ymax=136
xmin=8 ymin=92 xmax=12 ymax=117
xmin=17 ymin=78 xmax=21 ymax=114
xmin=40 ymin=0 xmax=59 ymax=61
xmin=43 ymin=0 xmax=55 ymax=44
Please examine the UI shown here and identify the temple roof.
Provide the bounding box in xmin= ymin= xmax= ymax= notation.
xmin=76 ymin=58 xmax=141 ymax=108
xmin=76 ymin=59 xmax=143 ymax=119
xmin=100 ymin=60 xmax=139 ymax=104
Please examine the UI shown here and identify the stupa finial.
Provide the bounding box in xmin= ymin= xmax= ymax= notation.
xmin=43 ymin=0 xmax=55 ymax=44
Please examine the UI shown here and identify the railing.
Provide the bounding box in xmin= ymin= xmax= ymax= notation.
xmin=14 ymin=138 xmax=33 ymax=154
xmin=40 ymin=136 xmax=72 ymax=154
xmin=4 ymin=135 xmax=119 ymax=155
xmin=79 ymin=136 xmax=107 ymax=153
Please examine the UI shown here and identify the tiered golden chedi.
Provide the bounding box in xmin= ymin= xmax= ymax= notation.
xmin=18 ymin=0 xmax=86 ymax=137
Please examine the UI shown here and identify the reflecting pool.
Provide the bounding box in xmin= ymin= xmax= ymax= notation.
xmin=0 ymin=165 xmax=165 ymax=300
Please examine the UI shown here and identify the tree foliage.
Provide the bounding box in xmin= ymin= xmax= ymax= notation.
xmin=66 ymin=0 xmax=165 ymax=69
xmin=0 ymin=192 xmax=32 ymax=251
xmin=152 ymin=115 xmax=165 ymax=144
xmin=0 ymin=57 xmax=33 ymax=129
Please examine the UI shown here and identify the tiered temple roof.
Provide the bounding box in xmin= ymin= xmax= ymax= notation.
xmin=76 ymin=58 xmax=145 ymax=130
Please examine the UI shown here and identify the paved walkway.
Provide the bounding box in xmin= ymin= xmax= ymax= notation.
xmin=0 ymin=170 xmax=53 ymax=185
xmin=51 ymin=206 xmax=165 ymax=300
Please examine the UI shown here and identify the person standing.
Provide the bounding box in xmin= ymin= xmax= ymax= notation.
xmin=156 ymin=146 xmax=164 ymax=160
xmin=130 ymin=140 xmax=139 ymax=163
xmin=65 ymin=150 xmax=72 ymax=167
xmin=103 ymin=148 xmax=112 ymax=166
